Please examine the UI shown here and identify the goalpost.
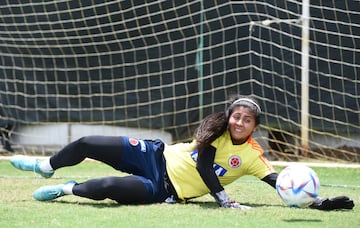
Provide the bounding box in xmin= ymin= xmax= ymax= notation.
xmin=236 ymin=0 xmax=359 ymax=162
xmin=301 ymin=0 xmax=310 ymax=157
xmin=0 ymin=1 xmax=359 ymax=162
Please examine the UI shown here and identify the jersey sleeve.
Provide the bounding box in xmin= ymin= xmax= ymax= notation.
xmin=247 ymin=155 xmax=276 ymax=180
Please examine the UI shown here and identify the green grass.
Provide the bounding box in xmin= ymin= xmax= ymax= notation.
xmin=0 ymin=160 xmax=359 ymax=228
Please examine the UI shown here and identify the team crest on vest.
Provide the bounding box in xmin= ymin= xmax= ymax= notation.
xmin=228 ymin=155 xmax=241 ymax=168
xmin=129 ymin=138 xmax=139 ymax=146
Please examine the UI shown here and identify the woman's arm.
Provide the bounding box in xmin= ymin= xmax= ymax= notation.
xmin=196 ymin=146 xmax=250 ymax=209
xmin=196 ymin=146 xmax=223 ymax=193
xmin=261 ymin=172 xmax=278 ymax=188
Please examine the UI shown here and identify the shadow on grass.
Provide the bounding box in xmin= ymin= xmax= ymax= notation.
xmin=42 ymin=200 xmax=220 ymax=210
xmin=283 ymin=219 xmax=323 ymax=223
xmin=40 ymin=199 xmax=285 ymax=210
xmin=186 ymin=201 xmax=284 ymax=209
xmin=39 ymin=200 xmax=127 ymax=208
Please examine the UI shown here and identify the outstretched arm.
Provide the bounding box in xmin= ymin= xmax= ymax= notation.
xmin=196 ymin=146 xmax=223 ymax=193
xmin=261 ymin=173 xmax=355 ymax=210
xmin=196 ymin=146 xmax=250 ymax=209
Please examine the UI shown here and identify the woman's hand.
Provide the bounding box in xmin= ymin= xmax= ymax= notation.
xmin=212 ymin=190 xmax=251 ymax=210
xmin=309 ymin=196 xmax=354 ymax=210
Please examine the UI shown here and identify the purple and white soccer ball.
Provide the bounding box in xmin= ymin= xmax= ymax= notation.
xmin=276 ymin=164 xmax=320 ymax=208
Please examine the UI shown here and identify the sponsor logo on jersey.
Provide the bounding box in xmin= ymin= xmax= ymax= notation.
xmin=228 ymin=155 xmax=241 ymax=168
xmin=213 ymin=164 xmax=227 ymax=176
xmin=190 ymin=150 xmax=227 ymax=176
xmin=190 ymin=150 xmax=199 ymax=161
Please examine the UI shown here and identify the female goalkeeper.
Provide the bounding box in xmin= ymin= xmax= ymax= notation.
xmin=10 ymin=95 xmax=354 ymax=210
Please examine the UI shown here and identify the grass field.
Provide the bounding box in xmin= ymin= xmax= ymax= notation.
xmin=0 ymin=159 xmax=359 ymax=228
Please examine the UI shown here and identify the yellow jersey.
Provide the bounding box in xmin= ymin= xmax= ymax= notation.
xmin=163 ymin=131 xmax=275 ymax=201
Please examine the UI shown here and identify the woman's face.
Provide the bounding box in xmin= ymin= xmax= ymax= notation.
xmin=228 ymin=106 xmax=257 ymax=145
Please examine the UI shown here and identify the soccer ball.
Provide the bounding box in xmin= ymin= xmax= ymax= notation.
xmin=276 ymin=164 xmax=320 ymax=208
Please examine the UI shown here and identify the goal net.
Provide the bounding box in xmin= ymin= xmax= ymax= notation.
xmin=0 ymin=1 xmax=359 ymax=162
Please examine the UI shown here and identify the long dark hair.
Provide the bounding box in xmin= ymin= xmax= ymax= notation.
xmin=194 ymin=95 xmax=261 ymax=152
xmin=193 ymin=111 xmax=228 ymax=152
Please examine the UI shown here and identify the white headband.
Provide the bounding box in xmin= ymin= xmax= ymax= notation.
xmin=232 ymin=98 xmax=261 ymax=113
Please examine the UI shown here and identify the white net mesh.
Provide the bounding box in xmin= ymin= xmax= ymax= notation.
xmin=0 ymin=1 xmax=359 ymax=161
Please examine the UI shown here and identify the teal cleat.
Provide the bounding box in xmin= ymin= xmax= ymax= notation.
xmin=10 ymin=155 xmax=54 ymax=178
xmin=33 ymin=181 xmax=77 ymax=201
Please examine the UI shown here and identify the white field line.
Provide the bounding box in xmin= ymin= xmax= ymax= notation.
xmin=270 ymin=161 xmax=360 ymax=169
xmin=1 ymin=156 xmax=360 ymax=168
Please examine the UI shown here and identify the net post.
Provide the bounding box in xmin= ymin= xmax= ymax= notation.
xmin=196 ymin=0 xmax=204 ymax=120
xmin=301 ymin=0 xmax=310 ymax=157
